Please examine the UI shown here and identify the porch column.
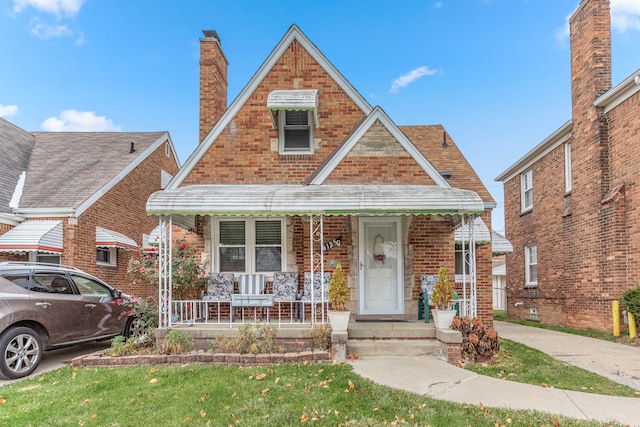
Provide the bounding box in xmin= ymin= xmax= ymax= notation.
xmin=157 ymin=215 xmax=173 ymax=329
xmin=309 ymin=214 xmax=325 ymax=324
xmin=459 ymin=214 xmax=477 ymax=318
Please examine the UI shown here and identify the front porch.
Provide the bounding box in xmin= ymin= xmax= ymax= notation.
xmin=163 ymin=319 xmax=463 ymax=364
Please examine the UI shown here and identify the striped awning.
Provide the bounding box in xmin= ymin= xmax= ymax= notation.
xmin=454 ymin=217 xmax=491 ymax=244
xmin=147 ymin=184 xmax=485 ymax=217
xmin=267 ymin=89 xmax=319 ymax=127
xmin=142 ymin=225 xmax=162 ymax=250
xmin=96 ymin=227 xmax=138 ymax=250
xmin=491 ymin=231 xmax=513 ymax=254
xmin=0 ymin=220 xmax=63 ymax=254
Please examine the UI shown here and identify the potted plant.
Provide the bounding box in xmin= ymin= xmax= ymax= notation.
xmin=430 ymin=267 xmax=456 ymax=329
xmin=327 ymin=262 xmax=351 ymax=331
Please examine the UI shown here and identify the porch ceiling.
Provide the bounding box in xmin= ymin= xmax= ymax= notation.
xmin=146 ymin=184 xmax=485 ymax=217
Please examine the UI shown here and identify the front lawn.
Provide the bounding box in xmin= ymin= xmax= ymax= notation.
xmin=0 ymin=363 xmax=620 ymax=427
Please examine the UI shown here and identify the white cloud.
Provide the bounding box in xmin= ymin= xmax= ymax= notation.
xmin=389 ymin=66 xmax=439 ymax=94
xmin=12 ymin=0 xmax=84 ymax=18
xmin=30 ymin=20 xmax=72 ymax=39
xmin=434 ymin=2 xmax=443 ymax=9
xmin=41 ymin=110 xmax=122 ymax=132
xmin=0 ymin=105 xmax=19 ymax=117
xmin=611 ymin=0 xmax=640 ymax=32
xmin=556 ymin=0 xmax=640 ymax=41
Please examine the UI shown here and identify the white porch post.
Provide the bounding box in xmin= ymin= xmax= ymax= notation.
xmin=460 ymin=215 xmax=477 ymax=318
xmin=309 ymin=214 xmax=325 ymax=324
xmin=157 ymin=215 xmax=173 ymax=329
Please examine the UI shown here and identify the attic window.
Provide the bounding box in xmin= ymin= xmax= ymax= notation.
xmin=267 ymin=90 xmax=318 ymax=154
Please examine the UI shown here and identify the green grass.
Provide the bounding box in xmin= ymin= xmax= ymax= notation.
xmin=493 ymin=310 xmax=640 ymax=346
xmin=0 ymin=363 xmax=621 ymax=427
xmin=464 ymin=339 xmax=640 ymax=398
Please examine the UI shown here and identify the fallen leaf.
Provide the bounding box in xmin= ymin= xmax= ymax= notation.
xmin=200 ymin=410 xmax=206 ymax=417
xmin=540 ymin=383 xmax=548 ymax=388
xmin=0 ymin=397 xmax=6 ymax=404
xmin=348 ymin=380 xmax=355 ymax=389
xmin=149 ymin=378 xmax=158 ymax=384
xmin=334 ymin=410 xmax=339 ymax=418
xmin=81 ymin=399 xmax=90 ymax=404
xmin=550 ymin=417 xmax=560 ymax=427
xmin=150 ymin=367 xmax=156 ymax=373
xmin=261 ymin=388 xmax=269 ymax=397
xmin=275 ymin=377 xmax=280 ymax=384
xmin=318 ymin=380 xmax=328 ymax=388
xmin=373 ymin=408 xmax=380 ymax=412
xmin=300 ymin=413 xmax=308 ymax=422
xmin=90 ymin=414 xmax=97 ymax=419
xmin=478 ymin=403 xmax=484 ymax=410
xmin=256 ymin=373 xmax=267 ymax=381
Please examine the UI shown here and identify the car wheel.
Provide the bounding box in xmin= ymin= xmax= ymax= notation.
xmin=125 ymin=317 xmax=145 ymax=339
xmin=0 ymin=327 xmax=43 ymax=380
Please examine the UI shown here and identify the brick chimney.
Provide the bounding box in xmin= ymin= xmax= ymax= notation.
xmin=199 ymin=30 xmax=228 ymax=143
xmin=569 ymin=0 xmax=611 ymax=119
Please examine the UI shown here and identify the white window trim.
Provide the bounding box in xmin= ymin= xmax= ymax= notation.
xmin=564 ymin=142 xmax=572 ymax=193
xmin=278 ymin=110 xmax=315 ymax=155
xmin=525 ymin=244 xmax=537 ymax=287
xmin=521 ymin=169 xmax=533 ymax=212
xmin=97 ymin=247 xmax=117 ymax=267
xmin=212 ymin=217 xmax=285 ymax=275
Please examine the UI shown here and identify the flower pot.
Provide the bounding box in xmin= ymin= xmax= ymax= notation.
xmin=432 ymin=309 xmax=456 ymax=329
xmin=328 ymin=310 xmax=351 ymax=331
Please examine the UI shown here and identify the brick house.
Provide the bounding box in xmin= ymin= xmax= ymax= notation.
xmin=0 ymin=118 xmax=180 ymax=295
xmin=147 ymin=25 xmax=496 ymax=325
xmin=496 ymin=0 xmax=640 ymax=331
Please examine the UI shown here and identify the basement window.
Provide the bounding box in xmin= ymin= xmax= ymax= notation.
xmin=267 ymin=90 xmax=318 ymax=154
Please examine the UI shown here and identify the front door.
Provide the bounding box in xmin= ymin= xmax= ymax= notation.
xmin=359 ymin=217 xmax=403 ymax=315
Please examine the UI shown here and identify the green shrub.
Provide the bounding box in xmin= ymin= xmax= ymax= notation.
xmin=158 ymin=329 xmax=194 ymax=354
xmin=209 ymin=323 xmax=280 ymax=354
xmin=621 ymin=285 xmax=640 ymax=319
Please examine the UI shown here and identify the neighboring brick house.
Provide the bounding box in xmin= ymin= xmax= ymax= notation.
xmin=496 ymin=0 xmax=640 ymax=331
xmin=147 ymin=25 xmax=496 ymax=325
xmin=0 ymin=118 xmax=180 ymax=296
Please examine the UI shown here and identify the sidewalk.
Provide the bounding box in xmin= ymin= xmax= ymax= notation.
xmin=495 ymin=320 xmax=640 ymax=391
xmin=348 ymin=321 xmax=640 ymax=426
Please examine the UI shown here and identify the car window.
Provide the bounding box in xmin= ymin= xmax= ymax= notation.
xmin=33 ymin=272 xmax=74 ymax=294
xmin=0 ymin=272 xmax=32 ymax=290
xmin=71 ymin=274 xmax=114 ymax=297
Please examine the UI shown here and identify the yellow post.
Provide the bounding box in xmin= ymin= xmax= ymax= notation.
xmin=629 ymin=312 xmax=637 ymax=339
xmin=612 ymin=300 xmax=620 ymax=337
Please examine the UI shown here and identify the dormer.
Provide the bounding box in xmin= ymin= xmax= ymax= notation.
xmin=267 ymin=89 xmax=318 ymax=154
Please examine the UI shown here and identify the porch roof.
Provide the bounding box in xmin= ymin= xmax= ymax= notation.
xmin=146 ymin=184 xmax=485 ymax=217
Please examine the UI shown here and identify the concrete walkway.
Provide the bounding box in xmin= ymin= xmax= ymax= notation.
xmin=349 ymin=321 xmax=640 ymax=426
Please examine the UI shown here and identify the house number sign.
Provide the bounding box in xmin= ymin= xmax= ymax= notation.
xmin=322 ymin=236 xmax=342 ymax=252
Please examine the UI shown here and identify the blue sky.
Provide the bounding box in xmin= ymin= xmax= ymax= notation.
xmin=1 ymin=0 xmax=639 ymax=233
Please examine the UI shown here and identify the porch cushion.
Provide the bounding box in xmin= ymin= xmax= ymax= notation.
xmin=420 ymin=274 xmax=438 ymax=299
xmin=300 ymin=272 xmax=331 ymax=301
xmin=237 ymin=274 xmax=266 ymax=295
xmin=272 ymin=272 xmax=299 ymax=301
xmin=203 ymin=272 xmax=235 ymax=301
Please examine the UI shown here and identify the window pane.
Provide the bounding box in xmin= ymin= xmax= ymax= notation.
xmin=0 ymin=272 xmax=31 ymax=290
xmin=37 ymin=253 xmax=60 ymax=265
xmin=284 ymin=129 xmax=310 ymax=150
xmin=97 ymin=248 xmax=110 ymax=263
xmin=219 ymin=247 xmax=245 ymax=272
xmin=529 ymin=264 xmax=538 ymax=283
xmin=220 ymin=221 xmax=245 ymax=245
xmin=255 ymin=221 xmax=281 ymax=245
xmin=72 ymin=275 xmax=113 ymax=297
xmin=255 ymin=247 xmax=282 ymax=272
xmin=285 ymin=110 xmax=308 ymax=125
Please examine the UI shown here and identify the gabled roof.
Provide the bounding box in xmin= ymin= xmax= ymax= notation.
xmin=0 ymin=118 xmax=35 ymax=215
xmin=307 ymin=107 xmax=450 ymax=187
xmin=16 ymin=131 xmax=172 ymax=217
xmin=169 ymin=24 xmax=373 ymax=189
xmin=400 ymin=125 xmax=495 ymax=203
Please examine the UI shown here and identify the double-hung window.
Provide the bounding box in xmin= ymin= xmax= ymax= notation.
xmin=216 ymin=218 xmax=283 ymax=273
xmin=565 ymin=142 xmax=572 ymax=193
xmin=525 ymin=244 xmax=537 ymax=287
xmin=521 ymin=169 xmax=533 ymax=212
xmin=267 ymin=89 xmax=318 ymax=154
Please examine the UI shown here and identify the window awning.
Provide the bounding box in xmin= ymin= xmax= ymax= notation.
xmin=96 ymin=227 xmax=138 ymax=250
xmin=146 ymin=184 xmax=485 ymax=217
xmin=267 ymin=89 xmax=318 ymax=127
xmin=454 ymin=217 xmax=491 ymax=244
xmin=0 ymin=220 xmax=63 ymax=254
xmin=491 ymin=231 xmax=513 ymax=254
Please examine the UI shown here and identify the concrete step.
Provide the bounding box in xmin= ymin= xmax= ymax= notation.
xmin=347 ymin=339 xmax=440 ymax=357
xmin=347 ymin=321 xmax=436 ymax=340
